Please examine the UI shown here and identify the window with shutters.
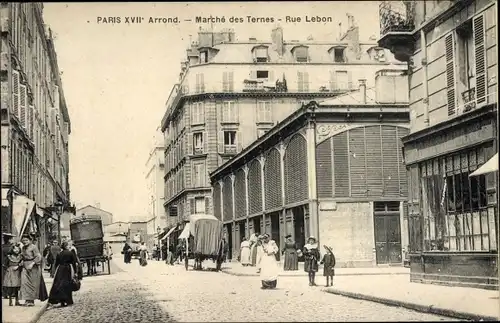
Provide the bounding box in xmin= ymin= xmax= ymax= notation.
xmin=297 ymin=72 xmax=310 ymax=92
xmin=223 ymin=131 xmax=237 ymax=154
xmin=194 ymin=197 xmax=205 ymax=214
xmin=445 ymin=32 xmax=457 ymax=116
xmin=293 ymin=46 xmax=309 ymax=62
xmin=19 ymin=85 xmax=27 ymax=129
xmin=200 ymin=50 xmax=208 ymax=64
xmin=222 ymin=71 xmax=234 ymax=92
xmin=456 ymin=20 xmax=476 ymax=114
xmin=193 ymin=132 xmax=204 ymax=155
xmin=222 ymin=101 xmax=238 ymax=123
xmin=192 ymin=162 xmax=206 ymax=187
xmin=257 ymin=101 xmax=272 ymax=123
xmin=473 ymin=15 xmax=487 ymax=107
xmin=264 ymin=149 xmax=282 ymax=210
xmin=12 ymin=70 xmax=20 ymax=118
xmin=284 ymin=135 xmax=308 ymax=205
xmin=252 ymin=46 xmax=269 ymax=62
xmin=234 ymin=169 xmax=247 ymax=219
xmin=335 ymin=71 xmax=350 ymax=90
xmin=195 ymin=73 xmax=205 ymax=93
xmin=248 ymin=160 xmax=262 ymax=215
xmin=191 ymin=102 xmax=204 ymax=125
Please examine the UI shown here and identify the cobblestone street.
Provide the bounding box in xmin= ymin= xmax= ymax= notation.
xmin=36 ymin=260 xmax=456 ymax=322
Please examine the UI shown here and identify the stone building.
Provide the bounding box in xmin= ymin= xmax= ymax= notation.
xmin=379 ymin=0 xmax=498 ymax=289
xmin=210 ymin=71 xmax=410 ymax=266
xmin=0 ymin=3 xmax=71 ymax=248
xmin=76 ymin=205 xmax=113 ymax=227
xmin=159 ymin=21 xmax=407 ymax=242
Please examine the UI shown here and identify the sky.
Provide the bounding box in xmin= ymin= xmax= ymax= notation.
xmin=42 ymin=2 xmax=380 ymax=222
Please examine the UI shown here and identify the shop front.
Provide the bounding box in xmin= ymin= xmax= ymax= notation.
xmin=404 ymin=106 xmax=498 ymax=289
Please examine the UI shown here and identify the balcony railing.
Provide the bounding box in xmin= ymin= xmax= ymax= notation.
xmin=462 ymin=88 xmax=476 ymax=113
xmin=379 ymin=1 xmax=416 ymax=36
xmin=223 ymin=145 xmax=238 ymax=154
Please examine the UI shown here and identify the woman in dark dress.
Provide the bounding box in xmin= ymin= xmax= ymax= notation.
xmin=320 ymin=245 xmax=336 ymax=287
xmin=282 ymin=235 xmax=299 ymax=271
xmin=48 ymin=241 xmax=78 ymax=307
xmin=122 ymin=242 xmax=132 ymax=264
xmin=303 ymin=236 xmax=320 ymax=286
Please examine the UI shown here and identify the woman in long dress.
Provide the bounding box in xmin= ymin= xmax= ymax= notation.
xmin=239 ymin=237 xmax=251 ymax=266
xmin=249 ymin=233 xmax=259 ymax=266
xmin=255 ymin=237 xmax=264 ymax=273
xmin=48 ymin=241 xmax=78 ymax=307
xmin=139 ymin=242 xmax=148 ymax=266
xmin=19 ymin=235 xmax=48 ymax=306
xmin=68 ymin=240 xmax=83 ymax=280
xmin=122 ymin=242 xmax=132 ymax=264
xmin=3 ymin=244 xmax=23 ymax=306
xmin=303 ymin=236 xmax=320 ymax=286
xmin=259 ymin=234 xmax=280 ymax=289
xmin=282 ymin=235 xmax=299 ymax=271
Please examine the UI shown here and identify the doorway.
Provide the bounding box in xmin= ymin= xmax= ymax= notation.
xmin=292 ymin=206 xmax=305 ymax=251
xmin=373 ymin=202 xmax=402 ymax=265
xmin=270 ymin=212 xmax=280 ymax=261
xmin=239 ymin=220 xmax=246 ymax=242
xmin=252 ymin=216 xmax=261 ymax=236
xmin=225 ymin=223 xmax=233 ymax=261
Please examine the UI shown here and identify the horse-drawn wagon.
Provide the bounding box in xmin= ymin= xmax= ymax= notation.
xmin=178 ymin=214 xmax=225 ymax=271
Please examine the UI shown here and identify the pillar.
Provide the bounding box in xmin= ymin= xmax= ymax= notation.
xmin=306 ymin=118 xmax=319 ymax=243
xmin=259 ymin=154 xmax=266 ymax=234
xmin=244 ymin=165 xmax=250 ymax=238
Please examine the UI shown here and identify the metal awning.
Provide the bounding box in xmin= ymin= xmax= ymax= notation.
xmin=470 ymin=153 xmax=498 ymax=177
xmin=160 ymin=226 xmax=176 ymax=241
xmin=178 ymin=223 xmax=191 ymax=240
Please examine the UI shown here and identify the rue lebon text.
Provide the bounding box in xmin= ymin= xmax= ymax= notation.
xmin=96 ymin=15 xmax=334 ymax=24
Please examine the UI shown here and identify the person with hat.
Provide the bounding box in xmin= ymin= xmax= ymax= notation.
xmin=303 ymin=236 xmax=321 ymax=286
xmin=259 ymin=233 xmax=280 ymax=289
xmin=19 ymin=234 xmax=48 ymax=306
xmin=320 ymin=245 xmax=336 ymax=287
xmin=249 ymin=232 xmax=259 ymax=266
xmin=282 ymin=234 xmax=299 ymax=271
xmin=2 ymin=233 xmax=16 ymax=298
xmin=239 ymin=237 xmax=251 ymax=266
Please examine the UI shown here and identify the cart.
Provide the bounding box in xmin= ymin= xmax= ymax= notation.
xmin=178 ymin=214 xmax=224 ymax=272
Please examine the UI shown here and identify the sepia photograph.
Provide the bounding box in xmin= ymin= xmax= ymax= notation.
xmin=1 ymin=1 xmax=499 ymax=322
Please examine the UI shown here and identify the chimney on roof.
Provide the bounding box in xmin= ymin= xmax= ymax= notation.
xmin=271 ymin=26 xmax=284 ymax=56
xmin=358 ymin=79 xmax=367 ymax=104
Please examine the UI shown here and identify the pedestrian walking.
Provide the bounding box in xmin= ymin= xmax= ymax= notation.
xmin=139 ymin=242 xmax=148 ymax=266
xmin=320 ymin=245 xmax=336 ymax=287
xmin=68 ymin=240 xmax=83 ymax=280
xmin=122 ymin=242 xmax=132 ymax=264
xmin=239 ymin=237 xmax=251 ymax=266
xmin=259 ymin=234 xmax=279 ymax=289
xmin=303 ymin=236 xmax=320 ymax=286
xmin=42 ymin=243 xmax=51 ymax=272
xmin=249 ymin=233 xmax=259 ymax=266
xmin=19 ymin=235 xmax=48 ymax=306
xmin=166 ymin=244 xmax=175 ymax=265
xmin=49 ymin=240 xmax=62 ymax=278
xmin=282 ymin=234 xmax=299 ymax=271
xmin=3 ymin=243 xmax=23 ymax=306
xmin=48 ymin=241 xmax=79 ymax=307
xmin=2 ymin=233 xmax=16 ymax=298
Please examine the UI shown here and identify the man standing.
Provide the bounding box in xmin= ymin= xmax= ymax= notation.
xmin=49 ymin=240 xmax=62 ymax=278
xmin=2 ymin=233 xmax=16 ymax=298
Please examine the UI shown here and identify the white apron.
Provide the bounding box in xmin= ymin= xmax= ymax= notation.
xmin=259 ymin=240 xmax=279 ymax=282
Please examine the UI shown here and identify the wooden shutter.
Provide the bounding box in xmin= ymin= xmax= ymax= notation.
xmin=228 ymin=71 xmax=234 ymax=92
xmin=200 ymin=102 xmax=205 ymax=124
xmin=187 ymin=132 xmax=193 ymax=155
xmin=218 ymin=131 xmax=225 ymax=154
xmin=303 ymin=72 xmax=309 ymax=92
xmin=200 ymin=73 xmax=205 ymax=92
xmin=19 ymin=84 xmax=27 ymax=128
xmin=202 ymin=131 xmax=207 ymax=154
xmin=12 ymin=70 xmax=20 ymax=117
xmin=445 ymin=32 xmax=456 ymax=116
xmin=28 ymin=105 xmax=33 ymax=139
xmin=190 ymin=198 xmax=195 ymax=214
xmin=234 ymin=101 xmax=239 ymax=122
xmin=347 ymin=71 xmax=353 ymax=90
xmin=329 ymin=70 xmax=336 ymax=91
xmin=236 ymin=130 xmax=242 ymax=152
xmin=473 ymin=15 xmax=486 ymax=105
xmin=333 ymin=132 xmax=349 ymax=197
xmin=297 ymin=71 xmax=303 ymax=92
xmin=205 ymin=197 xmax=210 ymax=214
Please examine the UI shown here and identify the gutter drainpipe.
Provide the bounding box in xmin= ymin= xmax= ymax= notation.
xmin=421 ymin=29 xmax=430 ymax=126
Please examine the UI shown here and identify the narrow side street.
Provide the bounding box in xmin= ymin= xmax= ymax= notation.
xmin=35 ymin=260 xmax=454 ymax=322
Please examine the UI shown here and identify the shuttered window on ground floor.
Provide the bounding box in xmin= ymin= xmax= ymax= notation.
xmin=222 ymin=176 xmax=233 ymax=221
xmin=284 ymin=135 xmax=308 ymax=205
xmin=234 ymin=169 xmax=246 ymax=219
xmin=264 ymin=148 xmax=282 ymax=210
xmin=316 ymin=125 xmax=409 ymax=199
xmin=248 ymin=160 xmax=263 ymax=215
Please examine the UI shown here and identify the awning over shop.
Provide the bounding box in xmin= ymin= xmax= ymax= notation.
xmin=161 ymin=226 xmax=176 ymax=241
xmin=470 ymin=153 xmax=498 ymax=177
xmin=36 ymin=206 xmax=44 ymax=217
xmin=12 ymin=195 xmax=36 ymax=238
xmin=178 ymin=223 xmax=191 ymax=240
xmin=1 ymin=188 xmax=9 ymax=207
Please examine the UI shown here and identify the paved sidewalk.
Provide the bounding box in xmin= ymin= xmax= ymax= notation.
xmin=2 ymin=272 xmax=53 ymax=323
xmin=221 ymin=260 xmax=410 ymax=276
xmin=323 ymin=275 xmax=500 ymax=321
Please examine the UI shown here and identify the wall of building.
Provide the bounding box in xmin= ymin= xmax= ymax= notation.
xmin=76 ymin=206 xmax=113 ymax=226
xmin=408 ymin=1 xmax=497 ymax=133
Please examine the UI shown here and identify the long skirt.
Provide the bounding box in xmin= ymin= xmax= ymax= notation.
xmin=20 ymin=265 xmax=48 ymax=302
xmin=283 ymin=250 xmax=299 ymax=271
xmin=48 ymin=264 xmax=74 ymax=305
xmin=240 ymin=247 xmax=251 ymax=265
xmin=139 ymin=251 xmax=148 ymax=266
xmin=250 ymin=245 xmax=258 ymax=266
xmin=3 ymin=266 xmax=22 ymax=288
xmin=260 ymin=254 xmax=279 ymax=289
xmin=124 ymin=252 xmax=132 ymax=263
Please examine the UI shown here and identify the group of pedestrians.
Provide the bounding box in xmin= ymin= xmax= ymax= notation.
xmin=2 ymin=233 xmax=82 ymax=308
xmin=238 ymin=234 xmax=337 ymax=288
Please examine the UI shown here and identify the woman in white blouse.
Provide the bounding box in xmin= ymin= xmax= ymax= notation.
xmin=259 ymin=234 xmax=280 ymax=289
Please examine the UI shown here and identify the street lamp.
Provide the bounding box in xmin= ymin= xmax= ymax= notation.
xmin=157 ymin=226 xmax=162 ymax=260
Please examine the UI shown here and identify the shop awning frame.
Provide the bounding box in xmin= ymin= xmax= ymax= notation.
xmin=470 ymin=153 xmax=498 ymax=177
xmin=160 ymin=226 xmax=176 ymax=241
xmin=178 ymin=223 xmax=191 ymax=240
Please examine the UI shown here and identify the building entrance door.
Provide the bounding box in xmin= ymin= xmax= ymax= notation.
xmin=374 ymin=202 xmax=402 ymax=265
xmin=292 ymin=206 xmax=305 ymax=251
xmin=252 ymin=217 xmax=261 ymax=236
xmin=270 ymin=212 xmax=280 ymax=261
xmin=225 ymin=223 xmax=233 ymax=261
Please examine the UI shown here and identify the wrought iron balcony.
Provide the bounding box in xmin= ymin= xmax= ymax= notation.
xmin=378 ymin=1 xmax=416 ymax=62
xmin=462 ymin=88 xmax=476 ymax=113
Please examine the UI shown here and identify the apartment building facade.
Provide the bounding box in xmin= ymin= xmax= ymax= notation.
xmin=0 ymin=3 xmax=71 ymax=247
xmin=379 ymin=0 xmax=498 ymax=289
xmin=160 ymin=20 xmax=407 ymax=240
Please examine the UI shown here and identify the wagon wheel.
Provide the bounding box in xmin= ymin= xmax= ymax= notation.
xmin=184 ymin=255 xmax=189 ymax=271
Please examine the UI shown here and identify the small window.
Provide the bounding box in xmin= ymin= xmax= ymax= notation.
xmin=257 ymin=101 xmax=272 ymax=123
xmin=334 ymin=48 xmax=345 ymax=62
xmin=193 ymin=132 xmax=203 ymax=154
xmin=254 ymin=47 xmax=268 ymax=62
xmin=293 ymin=46 xmax=308 ymax=62
xmin=194 ymin=197 xmax=205 ymax=214
xmin=224 ymin=131 xmax=236 ymax=146
xmin=200 ymin=51 xmax=208 ymax=63
xmin=256 ymin=71 xmax=269 ymax=79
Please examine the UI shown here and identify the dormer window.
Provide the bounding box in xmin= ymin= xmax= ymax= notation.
xmin=329 ymin=46 xmax=347 ymax=63
xmin=291 ymin=45 xmax=309 ymax=63
xmin=200 ymin=50 xmax=208 ymax=63
xmin=252 ymin=45 xmax=269 ymax=63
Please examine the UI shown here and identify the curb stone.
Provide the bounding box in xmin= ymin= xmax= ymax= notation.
xmin=28 ymin=301 xmax=49 ymax=323
xmin=323 ymin=288 xmax=498 ymax=322
xmin=220 ymin=268 xmax=410 ymax=277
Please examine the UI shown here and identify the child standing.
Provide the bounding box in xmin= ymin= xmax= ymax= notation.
xmin=3 ymin=244 xmax=23 ymax=306
xmin=320 ymin=245 xmax=336 ymax=287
